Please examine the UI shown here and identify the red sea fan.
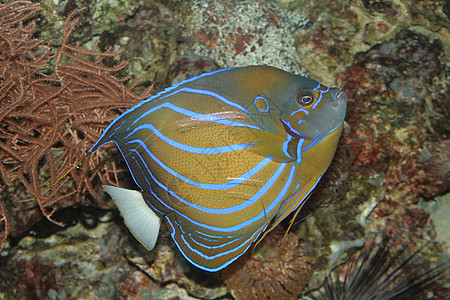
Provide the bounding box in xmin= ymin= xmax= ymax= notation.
xmin=0 ymin=1 xmax=153 ymax=250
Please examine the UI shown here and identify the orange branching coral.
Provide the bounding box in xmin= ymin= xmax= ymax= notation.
xmin=221 ymin=229 xmax=312 ymax=300
xmin=0 ymin=1 xmax=153 ymax=250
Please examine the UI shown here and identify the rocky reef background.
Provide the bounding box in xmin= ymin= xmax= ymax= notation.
xmin=0 ymin=0 xmax=448 ymax=299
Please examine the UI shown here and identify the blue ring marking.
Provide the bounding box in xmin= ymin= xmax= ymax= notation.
xmin=127 ymin=139 xmax=271 ymax=191
xmin=302 ymin=134 xmax=324 ymax=151
xmin=282 ymin=133 xmax=294 ymax=159
xmin=296 ymin=138 xmax=305 ymax=165
xmin=312 ymin=87 xmax=330 ymax=110
xmin=124 ymin=123 xmax=255 ymax=155
xmin=254 ymin=96 xmax=269 ymax=113
xmin=280 ymin=119 xmax=302 ymax=137
xmin=89 ymin=67 xmax=236 ymax=153
xmin=290 ymin=107 xmax=309 ymax=116
xmin=294 ymin=182 xmax=300 ymax=191
xmin=160 ymin=87 xmax=250 ymax=114
xmin=131 ymin=145 xmax=286 ymax=215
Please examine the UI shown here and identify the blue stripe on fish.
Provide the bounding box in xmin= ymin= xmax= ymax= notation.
xmin=126 ymin=102 xmax=261 ymax=130
xmin=160 ymin=87 xmax=250 ymax=114
xmin=89 ymin=68 xmax=238 ymax=151
xmin=129 ymin=142 xmax=296 ymax=234
xmin=124 ymin=123 xmax=255 ymax=155
xmin=303 ymin=134 xmax=324 ymax=151
xmin=130 ymin=148 xmax=294 ymax=232
xmin=128 ymin=140 xmax=272 ymax=190
xmin=290 ymin=107 xmax=309 ymax=116
xmin=281 ymin=119 xmax=303 ymax=136
xmin=275 ymin=175 xmax=323 ymax=220
xmin=182 ymin=225 xmax=260 ymax=251
xmin=296 ymin=138 xmax=305 ymax=164
xmin=178 ymin=222 xmax=268 ymax=257
xmin=167 ymin=219 xmax=270 ymax=271
xmin=313 ymin=82 xmax=321 ymax=91
xmin=282 ymin=133 xmax=294 ymax=159
xmin=312 ymin=87 xmax=330 ymax=110
xmin=134 ymin=148 xmax=286 ymax=215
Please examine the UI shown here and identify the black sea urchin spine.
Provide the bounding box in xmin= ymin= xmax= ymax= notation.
xmin=309 ymin=236 xmax=449 ymax=300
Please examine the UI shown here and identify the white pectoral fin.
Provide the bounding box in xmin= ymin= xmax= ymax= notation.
xmin=103 ymin=185 xmax=160 ymax=251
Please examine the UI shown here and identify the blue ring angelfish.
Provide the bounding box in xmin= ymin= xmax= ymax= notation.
xmin=90 ymin=65 xmax=347 ymax=272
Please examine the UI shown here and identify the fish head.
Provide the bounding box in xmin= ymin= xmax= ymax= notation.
xmin=279 ymin=79 xmax=347 ymax=140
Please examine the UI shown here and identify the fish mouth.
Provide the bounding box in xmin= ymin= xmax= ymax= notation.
xmin=333 ymin=90 xmax=348 ymax=107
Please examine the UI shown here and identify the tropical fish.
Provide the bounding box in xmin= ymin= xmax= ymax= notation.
xmin=90 ymin=66 xmax=347 ymax=272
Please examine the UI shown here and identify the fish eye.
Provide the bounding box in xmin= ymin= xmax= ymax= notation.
xmin=297 ymin=91 xmax=314 ymax=106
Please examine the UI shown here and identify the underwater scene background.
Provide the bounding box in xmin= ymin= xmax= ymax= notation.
xmin=0 ymin=0 xmax=448 ymax=299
